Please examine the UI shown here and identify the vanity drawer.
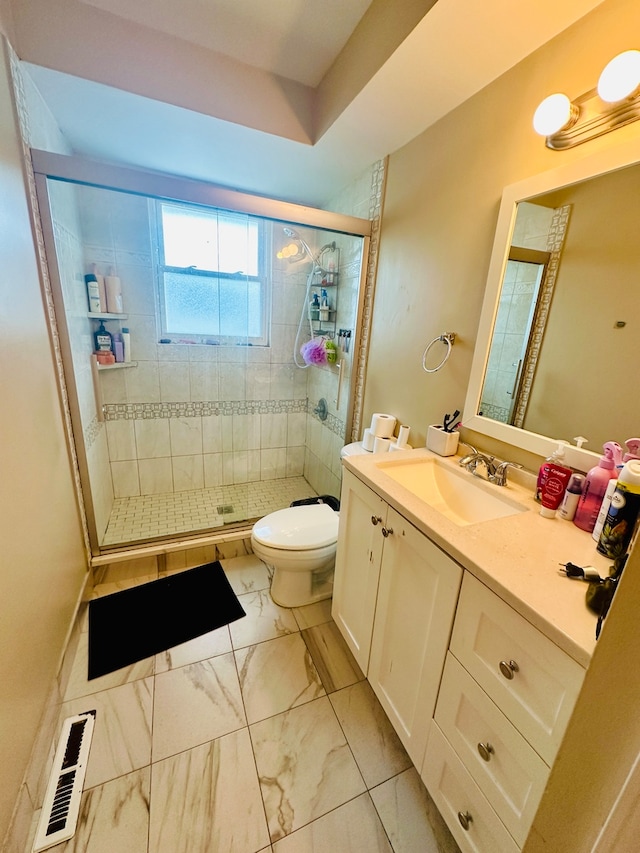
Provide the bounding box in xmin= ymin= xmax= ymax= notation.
xmin=450 ymin=574 xmax=585 ymax=765
xmin=422 ymin=722 xmax=519 ymax=853
xmin=435 ymin=653 xmax=548 ymax=846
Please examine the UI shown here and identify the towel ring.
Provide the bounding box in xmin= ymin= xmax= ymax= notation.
xmin=422 ymin=332 xmax=456 ymax=373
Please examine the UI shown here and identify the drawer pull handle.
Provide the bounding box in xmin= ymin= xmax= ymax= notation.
xmin=371 ymin=515 xmax=383 ymax=526
xmin=458 ymin=811 xmax=473 ymax=831
xmin=381 ymin=526 xmax=393 ymax=537
xmin=499 ymin=659 xmax=519 ymax=680
xmin=477 ymin=742 xmax=494 ymax=762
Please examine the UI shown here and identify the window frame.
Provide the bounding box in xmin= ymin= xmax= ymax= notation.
xmin=154 ymin=200 xmax=270 ymax=347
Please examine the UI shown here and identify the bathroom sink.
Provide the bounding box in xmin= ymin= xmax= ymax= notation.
xmin=376 ymin=457 xmax=527 ymax=526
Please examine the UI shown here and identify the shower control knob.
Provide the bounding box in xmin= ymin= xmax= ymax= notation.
xmin=499 ymin=659 xmax=519 ymax=680
xmin=381 ymin=526 xmax=393 ymax=538
xmin=371 ymin=516 xmax=383 ymax=526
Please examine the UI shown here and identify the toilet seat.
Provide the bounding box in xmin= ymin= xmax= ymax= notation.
xmin=251 ymin=504 xmax=338 ymax=551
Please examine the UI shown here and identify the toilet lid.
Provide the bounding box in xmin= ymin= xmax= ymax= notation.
xmin=252 ymin=504 xmax=339 ymax=550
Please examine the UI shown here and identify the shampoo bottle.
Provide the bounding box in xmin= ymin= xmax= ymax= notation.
xmin=121 ymin=327 xmax=131 ymax=363
xmin=597 ymin=459 xmax=640 ymax=559
xmin=85 ymin=273 xmax=101 ymax=313
xmin=573 ymin=442 xmax=622 ymax=533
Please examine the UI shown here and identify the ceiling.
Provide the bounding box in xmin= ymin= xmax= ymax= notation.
xmin=14 ymin=0 xmax=606 ymax=208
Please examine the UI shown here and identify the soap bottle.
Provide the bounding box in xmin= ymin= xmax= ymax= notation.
xmin=535 ymin=440 xmax=569 ymax=502
xmin=573 ymin=441 xmax=622 ymax=533
xmin=592 ymin=438 xmax=640 ymax=541
xmin=94 ymin=320 xmax=113 ymax=353
xmin=538 ymin=442 xmax=573 ymax=518
xmin=310 ymin=293 xmax=320 ymax=320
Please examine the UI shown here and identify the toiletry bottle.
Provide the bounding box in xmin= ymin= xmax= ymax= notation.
xmin=558 ymin=473 xmax=585 ymax=521
xmin=94 ymin=320 xmax=113 ymax=353
xmin=597 ymin=459 xmax=640 ymax=559
xmin=105 ymin=267 xmax=124 ymax=313
xmin=85 ymin=273 xmax=101 ymax=313
xmin=91 ymin=263 xmax=107 ymax=312
xmin=536 ymin=440 xmax=569 ymax=502
xmin=319 ymin=289 xmax=329 ymax=322
xmin=112 ymin=333 xmax=124 ymax=363
xmin=310 ymin=293 xmax=320 ymax=320
xmin=539 ymin=451 xmax=572 ymax=518
xmin=121 ymin=327 xmax=131 ymax=363
xmin=592 ymin=439 xmax=640 ymax=541
xmin=573 ymin=442 xmax=622 ymax=533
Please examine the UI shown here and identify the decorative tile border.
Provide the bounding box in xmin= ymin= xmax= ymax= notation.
xmin=351 ymin=157 xmax=388 ymax=443
xmin=102 ymin=398 xmax=309 ymax=420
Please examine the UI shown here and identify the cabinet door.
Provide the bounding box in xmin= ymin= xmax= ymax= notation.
xmin=332 ymin=470 xmax=387 ymax=672
xmin=368 ymin=507 xmax=463 ymax=767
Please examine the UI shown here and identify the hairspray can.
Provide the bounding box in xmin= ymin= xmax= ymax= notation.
xmin=597 ymin=460 xmax=640 ymax=559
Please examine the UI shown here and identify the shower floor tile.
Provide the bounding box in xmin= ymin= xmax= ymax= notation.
xmin=102 ymin=476 xmax=317 ymax=546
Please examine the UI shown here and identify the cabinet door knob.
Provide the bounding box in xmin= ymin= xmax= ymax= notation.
xmin=371 ymin=515 xmax=383 ymax=526
xmin=457 ymin=811 xmax=473 ymax=831
xmin=381 ymin=526 xmax=393 ymax=537
xmin=499 ymin=659 xmax=519 ymax=680
xmin=477 ymin=742 xmax=494 ymax=762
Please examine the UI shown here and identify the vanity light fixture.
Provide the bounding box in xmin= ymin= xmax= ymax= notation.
xmin=534 ymin=49 xmax=640 ymax=150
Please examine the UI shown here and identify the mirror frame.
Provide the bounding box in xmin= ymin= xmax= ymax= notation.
xmin=462 ymin=136 xmax=640 ymax=473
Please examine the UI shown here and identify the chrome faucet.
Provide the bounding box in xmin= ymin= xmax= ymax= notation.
xmin=458 ymin=443 xmax=522 ymax=486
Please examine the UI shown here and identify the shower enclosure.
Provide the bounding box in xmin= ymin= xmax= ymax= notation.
xmin=33 ymin=151 xmax=371 ymax=556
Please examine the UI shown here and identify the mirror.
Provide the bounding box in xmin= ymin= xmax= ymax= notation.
xmin=463 ymin=138 xmax=640 ymax=472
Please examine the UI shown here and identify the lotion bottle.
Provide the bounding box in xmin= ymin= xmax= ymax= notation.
xmin=536 ymin=440 xmax=569 ymax=502
xmin=573 ymin=442 xmax=622 ymax=533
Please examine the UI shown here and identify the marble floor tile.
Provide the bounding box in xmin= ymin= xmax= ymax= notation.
xmin=370 ymin=767 xmax=457 ymax=853
xmin=272 ymin=793 xmax=393 ymax=853
xmin=152 ymin=652 xmax=246 ymax=762
xmin=329 ymin=680 xmax=412 ymax=788
xmin=42 ymin=767 xmax=151 ymax=853
xmin=292 ymin=598 xmax=333 ymax=630
xmin=235 ymin=633 xmax=325 ymax=724
xmin=301 ymin=621 xmax=364 ymax=693
xmin=230 ymin=588 xmax=299 ymax=649
xmin=154 ymin=624 xmax=232 ymax=673
xmin=63 ymin=629 xmax=154 ymax=702
xmin=149 ymin=728 xmax=270 ymax=853
xmin=222 ymin=553 xmax=271 ymax=594
xmin=59 ymin=677 xmax=153 ymax=789
xmin=250 ymin=696 xmax=366 ymax=842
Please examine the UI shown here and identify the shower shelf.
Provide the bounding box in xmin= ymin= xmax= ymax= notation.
xmin=96 ymin=361 xmax=137 ymax=371
xmin=88 ymin=312 xmax=128 ymax=320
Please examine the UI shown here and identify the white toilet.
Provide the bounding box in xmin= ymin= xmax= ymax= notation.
xmin=251 ymin=441 xmax=369 ymax=608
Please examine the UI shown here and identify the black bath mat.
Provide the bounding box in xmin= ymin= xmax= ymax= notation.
xmin=88 ymin=561 xmax=246 ymax=680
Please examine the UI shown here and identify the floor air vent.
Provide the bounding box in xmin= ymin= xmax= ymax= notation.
xmin=32 ymin=711 xmax=96 ymax=852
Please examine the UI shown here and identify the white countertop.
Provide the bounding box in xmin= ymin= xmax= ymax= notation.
xmin=342 ymin=447 xmax=609 ymax=668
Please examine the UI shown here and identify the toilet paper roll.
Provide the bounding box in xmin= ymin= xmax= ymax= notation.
xmin=362 ymin=428 xmax=376 ymax=452
xmin=389 ymin=441 xmax=413 ymax=452
xmin=370 ymin=413 xmax=396 ymax=438
xmin=373 ymin=436 xmax=392 ymax=453
xmin=397 ymin=425 xmax=411 ymax=447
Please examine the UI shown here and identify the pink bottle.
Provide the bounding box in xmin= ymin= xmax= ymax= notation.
xmin=573 ymin=441 xmax=622 ymax=533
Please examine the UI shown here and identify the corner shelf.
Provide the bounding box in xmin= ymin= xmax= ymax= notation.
xmin=88 ymin=312 xmax=128 ymax=320
xmin=96 ymin=361 xmax=137 ymax=371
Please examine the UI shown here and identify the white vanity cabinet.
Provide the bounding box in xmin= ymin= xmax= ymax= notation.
xmin=422 ymin=573 xmax=586 ymax=852
xmin=332 ymin=469 xmax=463 ymax=766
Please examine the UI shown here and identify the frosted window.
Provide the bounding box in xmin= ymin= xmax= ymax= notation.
xmin=157 ymin=202 xmax=267 ymax=345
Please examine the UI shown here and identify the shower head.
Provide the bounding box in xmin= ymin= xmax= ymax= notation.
xmin=281 ymin=226 xmax=315 ymax=264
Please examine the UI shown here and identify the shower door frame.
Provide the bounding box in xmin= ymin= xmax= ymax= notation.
xmin=31 ymin=149 xmax=372 ymax=558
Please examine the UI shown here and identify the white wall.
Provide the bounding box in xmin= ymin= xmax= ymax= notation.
xmin=0 ymin=34 xmax=87 ymax=845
